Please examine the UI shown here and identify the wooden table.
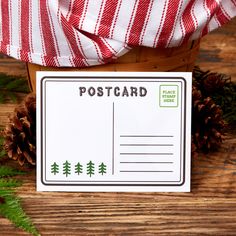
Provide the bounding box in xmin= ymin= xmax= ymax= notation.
xmin=196 ymin=17 xmax=236 ymax=82
xmin=0 ymin=18 xmax=236 ymax=235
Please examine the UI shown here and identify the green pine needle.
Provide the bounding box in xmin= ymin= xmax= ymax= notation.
xmin=0 ymin=93 xmax=4 ymax=103
xmin=0 ymin=179 xmax=22 ymax=188
xmin=0 ymin=166 xmax=25 ymax=178
xmin=0 ymin=133 xmax=39 ymax=235
xmin=0 ymin=190 xmax=40 ymax=236
xmin=0 ymin=72 xmax=30 ymax=103
xmin=0 ymin=135 xmax=6 ymax=159
xmin=7 ymin=92 xmax=18 ymax=103
xmin=193 ymin=66 xmax=236 ymax=126
xmin=0 ymin=135 xmax=7 ymax=159
xmin=0 ymin=149 xmax=6 ymax=158
xmin=0 ymin=135 xmax=5 ymax=147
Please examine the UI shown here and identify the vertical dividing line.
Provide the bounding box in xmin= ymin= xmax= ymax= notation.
xmin=112 ymin=102 xmax=115 ymax=175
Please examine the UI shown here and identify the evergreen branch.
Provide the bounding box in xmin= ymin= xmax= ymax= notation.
xmin=0 ymin=73 xmax=29 ymax=103
xmin=7 ymin=91 xmax=18 ymax=103
xmin=0 ymin=93 xmax=4 ymax=103
xmin=0 ymin=135 xmax=7 ymax=160
xmin=0 ymin=190 xmax=40 ymax=236
xmin=193 ymin=66 xmax=236 ymax=126
xmin=0 ymin=179 xmax=22 ymax=188
xmin=0 ymin=166 xmax=25 ymax=178
xmin=0 ymin=136 xmax=4 ymax=146
xmin=0 ymin=133 xmax=39 ymax=235
xmin=0 ymin=149 xmax=6 ymax=158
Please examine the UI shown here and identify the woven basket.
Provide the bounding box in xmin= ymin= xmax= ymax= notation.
xmin=27 ymin=40 xmax=200 ymax=92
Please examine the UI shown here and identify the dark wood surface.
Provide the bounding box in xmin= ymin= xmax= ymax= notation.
xmin=196 ymin=17 xmax=236 ymax=82
xmin=0 ymin=18 xmax=236 ymax=236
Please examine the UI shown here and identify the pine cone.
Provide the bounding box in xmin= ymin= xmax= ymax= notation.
xmin=192 ymin=66 xmax=210 ymax=88
xmin=193 ymin=66 xmax=231 ymax=95
xmin=3 ymin=93 xmax=36 ymax=166
xmin=192 ymin=85 xmax=202 ymax=101
xmin=192 ymin=86 xmax=225 ymax=151
xmin=191 ymin=136 xmax=198 ymax=158
xmin=203 ymin=73 xmax=230 ymax=95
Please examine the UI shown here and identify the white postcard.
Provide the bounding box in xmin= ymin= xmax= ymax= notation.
xmin=37 ymin=72 xmax=191 ymax=192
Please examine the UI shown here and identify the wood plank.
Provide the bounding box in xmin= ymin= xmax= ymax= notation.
xmin=0 ymin=104 xmax=16 ymax=128
xmin=0 ymin=56 xmax=27 ymax=77
xmin=6 ymin=135 xmax=234 ymax=235
xmin=197 ymin=17 xmax=236 ymax=82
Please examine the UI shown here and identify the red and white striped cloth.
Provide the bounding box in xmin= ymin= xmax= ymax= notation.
xmin=0 ymin=0 xmax=235 ymax=67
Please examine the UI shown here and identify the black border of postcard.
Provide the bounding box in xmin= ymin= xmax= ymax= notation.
xmin=40 ymin=76 xmax=187 ymax=187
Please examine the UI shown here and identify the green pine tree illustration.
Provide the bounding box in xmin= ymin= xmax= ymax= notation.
xmin=63 ymin=161 xmax=71 ymax=177
xmin=98 ymin=162 xmax=107 ymax=175
xmin=75 ymin=162 xmax=83 ymax=175
xmin=51 ymin=162 xmax=59 ymax=175
xmin=87 ymin=161 xmax=95 ymax=177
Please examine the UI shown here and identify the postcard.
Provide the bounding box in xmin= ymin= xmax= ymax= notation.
xmin=37 ymin=72 xmax=191 ymax=192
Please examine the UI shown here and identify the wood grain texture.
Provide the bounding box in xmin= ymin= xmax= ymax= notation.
xmin=0 ymin=56 xmax=27 ymax=77
xmin=0 ymin=104 xmax=15 ymax=128
xmin=0 ymin=17 xmax=235 ymax=236
xmin=1 ymin=135 xmax=234 ymax=236
xmin=196 ymin=17 xmax=236 ymax=82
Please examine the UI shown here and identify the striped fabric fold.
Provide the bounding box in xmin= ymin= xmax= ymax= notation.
xmin=0 ymin=0 xmax=235 ymax=67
